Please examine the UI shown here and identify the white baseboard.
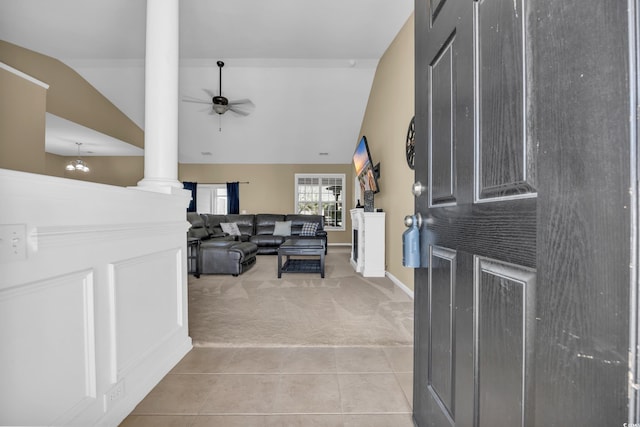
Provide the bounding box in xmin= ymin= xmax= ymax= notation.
xmin=385 ymin=271 xmax=414 ymax=299
xmin=98 ymin=334 xmax=192 ymax=427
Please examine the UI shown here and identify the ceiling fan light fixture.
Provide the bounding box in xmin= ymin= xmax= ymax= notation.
xmin=212 ymin=104 xmax=229 ymax=114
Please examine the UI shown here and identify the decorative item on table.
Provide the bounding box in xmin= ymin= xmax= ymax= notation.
xmin=364 ymin=190 xmax=374 ymax=212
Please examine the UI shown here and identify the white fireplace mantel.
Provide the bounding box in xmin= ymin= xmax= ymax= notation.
xmin=350 ymin=208 xmax=385 ymax=277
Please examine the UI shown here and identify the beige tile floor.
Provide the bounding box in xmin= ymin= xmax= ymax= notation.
xmin=120 ymin=248 xmax=415 ymax=427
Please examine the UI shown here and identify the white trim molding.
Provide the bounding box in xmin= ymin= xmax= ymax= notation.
xmin=386 ymin=271 xmax=414 ymax=299
xmin=0 ymin=61 xmax=49 ymax=89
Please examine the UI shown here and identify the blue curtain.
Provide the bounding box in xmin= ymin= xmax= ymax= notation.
xmin=227 ymin=181 xmax=240 ymax=214
xmin=183 ymin=181 xmax=197 ymax=212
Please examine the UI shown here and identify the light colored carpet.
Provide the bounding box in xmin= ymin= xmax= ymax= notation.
xmin=188 ymin=247 xmax=414 ymax=347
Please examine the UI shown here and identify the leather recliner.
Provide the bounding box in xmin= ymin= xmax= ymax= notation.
xmin=187 ymin=212 xmax=235 ymax=241
xmin=250 ymin=214 xmax=287 ymax=254
xmin=188 ymin=212 xmax=257 ymax=277
xmin=199 ymin=240 xmax=258 ymax=276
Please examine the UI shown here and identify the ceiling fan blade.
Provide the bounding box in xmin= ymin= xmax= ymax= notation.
xmin=183 ymin=99 xmax=211 ymax=105
xmin=202 ymin=88 xmax=216 ymax=98
xmin=229 ymin=99 xmax=255 ymax=116
xmin=228 ymin=98 xmax=254 ymax=106
xmin=182 ymin=95 xmax=211 ymax=104
xmin=228 ymin=105 xmax=252 ymax=116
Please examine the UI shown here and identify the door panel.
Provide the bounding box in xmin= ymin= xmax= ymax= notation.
xmin=475 ymin=0 xmax=535 ymax=200
xmin=431 ymin=0 xmax=447 ymax=24
xmin=413 ymin=0 xmax=632 ymax=426
xmin=428 ymin=246 xmax=457 ymax=421
xmin=430 ymin=34 xmax=457 ymax=206
xmin=475 ymin=258 xmax=535 ymax=427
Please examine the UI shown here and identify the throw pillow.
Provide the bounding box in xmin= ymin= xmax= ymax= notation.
xmin=273 ymin=220 xmax=292 ymax=236
xmin=300 ymin=222 xmax=319 ymax=236
xmin=220 ymin=222 xmax=241 ymax=236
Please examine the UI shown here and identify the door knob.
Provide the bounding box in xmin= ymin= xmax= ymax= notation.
xmin=404 ymin=212 xmax=423 ymax=228
xmin=412 ymin=181 xmax=426 ymax=197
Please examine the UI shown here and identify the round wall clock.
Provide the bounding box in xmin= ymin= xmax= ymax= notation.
xmin=406 ymin=116 xmax=416 ymax=170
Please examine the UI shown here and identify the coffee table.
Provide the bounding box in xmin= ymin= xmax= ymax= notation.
xmin=277 ymin=239 xmax=325 ymax=278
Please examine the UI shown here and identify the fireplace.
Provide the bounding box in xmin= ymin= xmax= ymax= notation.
xmin=352 ymin=230 xmax=358 ymax=263
xmin=350 ymin=208 xmax=386 ymax=277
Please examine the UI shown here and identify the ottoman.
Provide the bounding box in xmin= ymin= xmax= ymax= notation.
xmin=199 ymin=240 xmax=258 ymax=276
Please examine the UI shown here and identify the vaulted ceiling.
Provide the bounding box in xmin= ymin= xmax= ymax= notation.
xmin=0 ymin=0 xmax=413 ymax=164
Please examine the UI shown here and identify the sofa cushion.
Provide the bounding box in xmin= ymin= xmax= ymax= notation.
xmin=220 ymin=222 xmax=241 ymax=236
xmin=202 ymin=214 xmax=227 ymax=236
xmin=187 ymin=213 xmax=211 ymax=240
xmin=286 ymin=214 xmax=324 ymax=236
xmin=189 ymin=226 xmax=210 ymax=240
xmin=273 ymin=220 xmax=292 ymax=236
xmin=226 ymin=214 xmax=256 ymax=237
xmin=300 ymin=222 xmax=319 ymax=236
xmin=187 ymin=212 xmax=204 ymax=227
xmin=250 ymin=234 xmax=286 ymax=247
xmin=255 ymin=214 xmax=286 ymax=235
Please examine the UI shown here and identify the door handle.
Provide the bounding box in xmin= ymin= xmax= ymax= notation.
xmin=404 ymin=213 xmax=423 ymax=228
xmin=412 ymin=181 xmax=426 ymax=197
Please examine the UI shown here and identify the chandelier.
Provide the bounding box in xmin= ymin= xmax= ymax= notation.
xmin=65 ymin=142 xmax=90 ymax=173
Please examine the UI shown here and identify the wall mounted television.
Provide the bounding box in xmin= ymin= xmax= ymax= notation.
xmin=353 ymin=135 xmax=380 ymax=194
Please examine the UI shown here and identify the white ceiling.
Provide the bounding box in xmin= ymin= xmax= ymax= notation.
xmin=0 ymin=0 xmax=413 ymax=164
xmin=45 ymin=113 xmax=145 ymax=157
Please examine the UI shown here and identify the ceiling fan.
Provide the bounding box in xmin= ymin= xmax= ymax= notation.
xmin=182 ymin=60 xmax=255 ymax=117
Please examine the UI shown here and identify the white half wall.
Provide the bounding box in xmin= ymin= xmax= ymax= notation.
xmin=0 ymin=168 xmax=192 ymax=427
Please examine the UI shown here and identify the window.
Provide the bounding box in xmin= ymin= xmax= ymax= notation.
xmin=295 ymin=174 xmax=345 ymax=231
xmin=196 ymin=184 xmax=227 ymax=214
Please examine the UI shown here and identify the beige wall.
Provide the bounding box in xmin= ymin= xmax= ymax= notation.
xmin=0 ymin=67 xmax=47 ymax=174
xmin=179 ymin=163 xmax=353 ymax=244
xmin=358 ymin=13 xmax=415 ymax=290
xmin=44 ymin=153 xmax=65 ymax=178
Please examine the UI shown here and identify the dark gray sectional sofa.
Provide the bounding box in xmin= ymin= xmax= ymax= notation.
xmin=190 ymin=213 xmax=327 ymax=255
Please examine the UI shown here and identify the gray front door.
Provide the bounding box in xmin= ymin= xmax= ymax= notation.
xmin=412 ymin=0 xmax=635 ymax=425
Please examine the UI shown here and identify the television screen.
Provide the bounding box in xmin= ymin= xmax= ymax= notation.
xmin=352 ymin=135 xmax=379 ymax=194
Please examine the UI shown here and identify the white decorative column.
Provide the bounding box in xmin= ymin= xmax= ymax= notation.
xmin=137 ymin=0 xmax=182 ymax=192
